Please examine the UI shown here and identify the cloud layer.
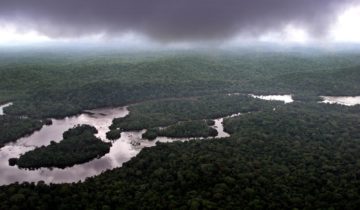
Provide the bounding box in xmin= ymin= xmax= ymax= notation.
xmin=0 ymin=0 xmax=356 ymax=42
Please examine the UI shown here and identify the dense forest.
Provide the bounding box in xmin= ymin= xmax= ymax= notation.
xmin=142 ymin=120 xmax=218 ymax=140
xmin=1 ymin=49 xmax=360 ymax=118
xmin=1 ymin=102 xmax=360 ymax=209
xmin=10 ymin=125 xmax=111 ymax=169
xmin=110 ymin=94 xmax=281 ymax=131
xmin=1 ymin=49 xmax=360 ymax=209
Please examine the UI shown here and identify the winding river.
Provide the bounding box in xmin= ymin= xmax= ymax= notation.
xmin=0 ymin=94 xmax=296 ymax=185
xmin=0 ymin=106 xmax=232 ymax=185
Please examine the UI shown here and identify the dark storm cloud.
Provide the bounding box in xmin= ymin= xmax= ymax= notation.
xmin=0 ymin=0 xmax=357 ymax=41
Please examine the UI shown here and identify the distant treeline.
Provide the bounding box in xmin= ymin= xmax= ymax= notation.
xmin=2 ymin=51 xmax=360 ymax=119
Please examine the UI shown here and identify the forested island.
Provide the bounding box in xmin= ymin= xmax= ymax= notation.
xmin=142 ymin=120 xmax=218 ymax=140
xmin=110 ymin=94 xmax=280 ymax=131
xmin=9 ymin=125 xmax=111 ymax=169
xmin=106 ymin=129 xmax=121 ymax=140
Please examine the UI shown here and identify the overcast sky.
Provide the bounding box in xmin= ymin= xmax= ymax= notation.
xmin=0 ymin=0 xmax=359 ymax=46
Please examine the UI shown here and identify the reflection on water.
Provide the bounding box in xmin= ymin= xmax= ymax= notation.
xmin=10 ymin=107 xmax=129 ymax=147
xmin=1 ymin=94 xmax=355 ymax=185
xmin=0 ymin=102 xmax=13 ymax=115
xmin=213 ymin=118 xmax=231 ymax=138
xmin=320 ymin=96 xmax=360 ymax=106
xmin=0 ymin=107 xmax=132 ymax=185
xmin=249 ymin=94 xmax=294 ymax=103
xmin=0 ymin=132 xmax=140 ymax=184
xmin=227 ymin=93 xmax=294 ymax=103
xmin=0 ymin=106 xmax=233 ymax=185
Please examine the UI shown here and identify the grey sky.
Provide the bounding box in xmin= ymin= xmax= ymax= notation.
xmin=0 ymin=0 xmax=357 ymax=42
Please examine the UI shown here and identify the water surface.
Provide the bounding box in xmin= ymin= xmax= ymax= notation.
xmin=320 ymin=96 xmax=360 ymax=106
xmin=0 ymin=106 xmax=233 ymax=185
xmin=0 ymin=102 xmax=13 ymax=115
xmin=249 ymin=94 xmax=294 ymax=103
xmin=0 ymin=107 xmax=132 ymax=184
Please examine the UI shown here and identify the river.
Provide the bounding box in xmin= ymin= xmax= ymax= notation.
xmin=0 ymin=102 xmax=13 ymax=115
xmin=320 ymin=96 xmax=360 ymax=106
xmin=0 ymin=106 xmax=231 ymax=185
xmin=0 ymin=94 xmax=295 ymax=185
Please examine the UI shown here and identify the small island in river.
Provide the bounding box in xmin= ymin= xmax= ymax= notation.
xmin=9 ymin=125 xmax=111 ymax=169
xmin=142 ymin=120 xmax=218 ymax=140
